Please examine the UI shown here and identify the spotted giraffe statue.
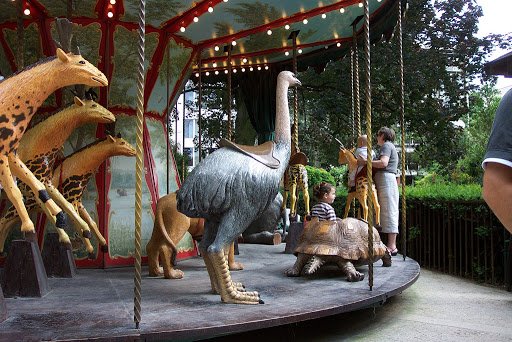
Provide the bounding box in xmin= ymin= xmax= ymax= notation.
xmin=281 ymin=140 xmax=310 ymax=218
xmin=0 ymin=48 xmax=108 ymax=242
xmin=0 ymin=134 xmax=136 ymax=258
xmin=338 ymin=147 xmax=380 ymax=225
xmin=0 ymin=96 xmax=116 ymax=255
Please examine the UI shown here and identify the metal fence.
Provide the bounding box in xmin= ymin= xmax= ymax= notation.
xmin=404 ymin=200 xmax=512 ymax=290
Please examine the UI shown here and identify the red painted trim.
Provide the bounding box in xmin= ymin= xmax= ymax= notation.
xmin=143 ymin=120 xmax=160 ymax=209
xmin=143 ymin=32 xmax=169 ymax=109
xmin=161 ymin=0 xmax=224 ymax=32
xmin=196 ymin=0 xmax=361 ymax=49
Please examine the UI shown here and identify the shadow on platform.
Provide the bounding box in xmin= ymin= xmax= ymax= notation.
xmin=0 ymin=244 xmax=419 ymax=341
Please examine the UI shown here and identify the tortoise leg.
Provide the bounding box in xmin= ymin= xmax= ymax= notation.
xmin=285 ymin=253 xmax=311 ymax=276
xmin=337 ymin=260 xmax=364 ymax=282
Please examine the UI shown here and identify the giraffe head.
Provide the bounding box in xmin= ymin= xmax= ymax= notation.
xmin=106 ymin=134 xmax=136 ymax=157
xmin=73 ymin=97 xmax=116 ymax=124
xmin=338 ymin=148 xmax=356 ymax=165
xmin=55 ymin=48 xmax=108 ymax=88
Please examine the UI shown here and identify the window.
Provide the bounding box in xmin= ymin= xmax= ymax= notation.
xmin=184 ymin=119 xmax=195 ymax=139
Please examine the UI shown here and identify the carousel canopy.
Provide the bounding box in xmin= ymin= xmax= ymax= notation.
xmin=0 ymin=0 xmax=405 ymax=118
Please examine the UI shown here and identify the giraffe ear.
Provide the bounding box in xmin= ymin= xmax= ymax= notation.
xmin=74 ymin=96 xmax=85 ymax=107
xmin=107 ymin=135 xmax=115 ymax=142
xmin=56 ymin=48 xmax=69 ymax=62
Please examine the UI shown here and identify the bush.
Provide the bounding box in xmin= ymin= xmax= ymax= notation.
xmin=406 ymin=183 xmax=482 ymax=202
xmin=328 ymin=165 xmax=348 ymax=188
xmin=305 ymin=165 xmax=336 ymax=187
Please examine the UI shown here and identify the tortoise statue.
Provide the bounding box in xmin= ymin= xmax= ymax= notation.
xmin=285 ymin=217 xmax=391 ymax=282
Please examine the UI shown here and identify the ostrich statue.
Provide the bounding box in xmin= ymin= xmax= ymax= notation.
xmin=177 ymin=71 xmax=300 ymax=304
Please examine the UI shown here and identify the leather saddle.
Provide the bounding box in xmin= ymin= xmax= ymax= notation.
xmin=219 ymin=138 xmax=280 ymax=169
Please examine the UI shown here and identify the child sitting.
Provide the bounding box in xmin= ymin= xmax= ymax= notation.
xmin=310 ymin=182 xmax=337 ymax=221
xmin=348 ymin=135 xmax=375 ymax=187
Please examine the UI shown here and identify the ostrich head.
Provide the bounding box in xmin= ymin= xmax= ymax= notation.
xmin=278 ymin=71 xmax=301 ymax=88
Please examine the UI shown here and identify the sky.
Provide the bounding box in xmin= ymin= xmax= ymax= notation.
xmin=476 ymin=0 xmax=512 ymax=94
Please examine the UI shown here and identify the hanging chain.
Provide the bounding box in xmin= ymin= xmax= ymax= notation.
xmin=398 ymin=0 xmax=407 ymax=261
xmin=363 ymin=0 xmax=374 ymax=291
xmin=133 ymin=0 xmax=145 ymax=330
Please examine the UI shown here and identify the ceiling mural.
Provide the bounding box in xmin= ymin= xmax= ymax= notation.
xmin=0 ymin=0 xmax=404 ymax=117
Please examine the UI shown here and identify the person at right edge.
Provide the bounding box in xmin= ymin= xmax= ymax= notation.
xmin=482 ymin=88 xmax=512 ymax=235
xmin=359 ymin=126 xmax=399 ymax=256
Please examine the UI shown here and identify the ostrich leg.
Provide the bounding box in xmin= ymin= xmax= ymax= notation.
xmin=207 ymin=212 xmax=261 ymax=304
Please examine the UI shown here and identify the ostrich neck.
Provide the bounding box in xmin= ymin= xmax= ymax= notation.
xmin=274 ymin=81 xmax=291 ymax=146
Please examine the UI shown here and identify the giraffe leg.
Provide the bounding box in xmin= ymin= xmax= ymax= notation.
xmin=344 ymin=192 xmax=355 ymax=218
xmin=46 ymin=184 xmax=92 ymax=239
xmin=359 ymin=192 xmax=369 ymax=222
xmin=0 ymin=156 xmax=34 ymax=234
xmin=0 ymin=213 xmax=22 ymax=254
xmin=372 ymin=185 xmax=381 ymax=226
xmin=301 ymin=185 xmax=310 ymax=216
xmin=77 ymin=202 xmax=107 ymax=251
xmin=8 ymin=154 xmax=67 ymax=230
xmin=227 ymin=242 xmax=244 ymax=271
xmin=281 ymin=190 xmax=289 ymax=212
xmin=31 ymin=197 xmax=72 ymax=250
xmin=289 ymin=183 xmax=298 ymax=217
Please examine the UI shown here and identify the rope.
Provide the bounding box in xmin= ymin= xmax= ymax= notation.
xmin=133 ymin=0 xmax=145 ymax=330
xmin=352 ymin=26 xmax=361 ymax=137
xmin=292 ymin=32 xmax=299 ymax=150
xmin=397 ymin=0 xmax=407 ymax=261
xmin=227 ymin=46 xmax=232 ymax=141
xmin=363 ymin=0 xmax=374 ymax=291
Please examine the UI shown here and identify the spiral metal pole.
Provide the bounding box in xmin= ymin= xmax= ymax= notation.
xmin=352 ymin=26 xmax=361 ymax=137
xmin=198 ymin=57 xmax=203 ymax=161
xmin=133 ymin=0 xmax=145 ymax=329
xmin=350 ymin=48 xmax=355 ymax=147
xmin=227 ymin=46 xmax=232 ymax=140
xmin=292 ymin=33 xmax=299 ymax=150
xmin=397 ymin=1 xmax=407 ymax=261
xmin=363 ymin=0 xmax=374 ymax=291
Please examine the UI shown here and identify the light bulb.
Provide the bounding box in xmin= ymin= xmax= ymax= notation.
xmin=231 ymin=41 xmax=237 ymax=46
xmin=242 ymin=58 xmax=248 ymax=63
xmin=285 ymin=51 xmax=289 ymax=56
xmin=298 ymin=49 xmax=303 ymax=54
xmin=24 ymin=8 xmax=31 ymax=15
xmin=213 ymin=62 xmax=217 ymax=67
xmin=303 ymin=19 xmax=308 ymax=24
xmin=107 ymin=11 xmax=113 ymax=18
xmin=264 ymin=65 xmax=269 ymax=70
xmin=233 ymin=69 xmax=237 ymax=73
xmin=205 ymin=71 xmax=210 ymax=76
xmin=180 ymin=26 xmax=186 ymax=32
xmin=214 ymin=46 xmax=220 ymax=51
xmin=241 ymin=68 xmax=245 ymax=72
xmin=321 ymin=13 xmax=326 ymax=19
xmin=337 ymin=42 xmax=341 ymax=47
xmin=250 ymin=67 xmax=254 ymax=71
xmin=340 ymin=8 xmax=345 ymax=13
xmin=359 ymin=3 xmax=363 ymax=7
xmin=110 ymin=0 xmax=116 ymax=4
xmin=257 ymin=66 xmax=261 ymax=70
xmin=215 ymin=70 xmax=219 ymax=75
xmin=208 ymin=6 xmax=213 ymax=13
xmin=193 ymin=16 xmax=199 ymax=22
xmin=267 ymin=29 xmax=272 ymax=35
xmin=285 ymin=24 xmax=290 ymax=30
xmin=225 ymin=70 xmax=228 ymax=74
xmin=195 ymin=73 xmax=199 ymax=77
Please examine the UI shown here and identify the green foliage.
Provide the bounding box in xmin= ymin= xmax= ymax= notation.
xmin=406 ymin=183 xmax=482 ymax=202
xmin=172 ymin=147 xmax=190 ymax=181
xmin=414 ymin=162 xmax=448 ymax=186
xmin=328 ymin=165 xmax=348 ymax=187
xmin=305 ymin=165 xmax=336 ymax=188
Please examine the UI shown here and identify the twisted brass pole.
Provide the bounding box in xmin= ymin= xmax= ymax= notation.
xmin=227 ymin=46 xmax=232 ymax=141
xmin=350 ymin=48 xmax=355 ymax=146
xmin=363 ymin=0 xmax=374 ymax=291
xmin=398 ymin=0 xmax=407 ymax=261
xmin=198 ymin=57 xmax=202 ymax=161
xmin=292 ymin=33 xmax=299 ymax=150
xmin=352 ymin=26 xmax=361 ymax=137
xmin=133 ymin=0 xmax=145 ymax=329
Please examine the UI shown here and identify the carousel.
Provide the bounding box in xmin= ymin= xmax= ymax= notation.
xmin=0 ymin=0 xmax=419 ymax=340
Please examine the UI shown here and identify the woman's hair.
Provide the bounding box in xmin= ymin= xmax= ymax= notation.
xmin=378 ymin=127 xmax=395 ymax=142
xmin=313 ymin=182 xmax=335 ymax=200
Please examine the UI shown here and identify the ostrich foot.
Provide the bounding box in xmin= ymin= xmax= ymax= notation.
xmin=210 ymin=251 xmax=262 ymax=304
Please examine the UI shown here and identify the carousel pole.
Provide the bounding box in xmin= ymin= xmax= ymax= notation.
xmin=289 ymin=30 xmax=300 ymax=151
xmin=363 ymin=0 xmax=375 ymax=291
xmin=352 ymin=21 xmax=361 ymax=137
xmin=133 ymin=0 xmax=146 ymax=330
xmin=166 ymin=44 xmax=170 ymax=194
xmin=350 ymin=47 xmax=355 ymax=146
xmin=225 ymin=44 xmax=233 ymax=140
xmin=182 ymin=85 xmax=186 ymax=178
xmin=198 ymin=57 xmax=203 ymax=161
xmin=397 ymin=0 xmax=407 ymax=261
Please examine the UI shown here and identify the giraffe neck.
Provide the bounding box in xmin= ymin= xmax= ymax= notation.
xmin=345 ymin=151 xmax=358 ymax=173
xmin=57 ymin=141 xmax=113 ymax=177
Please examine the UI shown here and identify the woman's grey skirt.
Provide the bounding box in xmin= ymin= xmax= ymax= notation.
xmin=374 ymin=171 xmax=399 ymax=234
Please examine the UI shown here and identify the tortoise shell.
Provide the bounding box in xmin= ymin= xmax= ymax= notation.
xmin=295 ymin=217 xmax=387 ymax=261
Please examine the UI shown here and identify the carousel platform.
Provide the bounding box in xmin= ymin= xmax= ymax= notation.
xmin=0 ymin=243 xmax=419 ymax=341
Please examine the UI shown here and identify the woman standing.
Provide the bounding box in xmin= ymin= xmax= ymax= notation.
xmin=360 ymin=127 xmax=399 ymax=255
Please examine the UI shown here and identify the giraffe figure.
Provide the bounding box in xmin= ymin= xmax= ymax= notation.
xmin=281 ymin=142 xmax=310 ymax=218
xmin=0 ymin=48 xmax=108 ymax=242
xmin=0 ymin=135 xmax=136 ymax=258
xmin=0 ymin=96 xmax=116 ymax=255
xmin=338 ymin=147 xmax=380 ymax=225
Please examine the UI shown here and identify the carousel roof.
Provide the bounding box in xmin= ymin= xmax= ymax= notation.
xmin=0 ymin=0 xmax=405 ymax=118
